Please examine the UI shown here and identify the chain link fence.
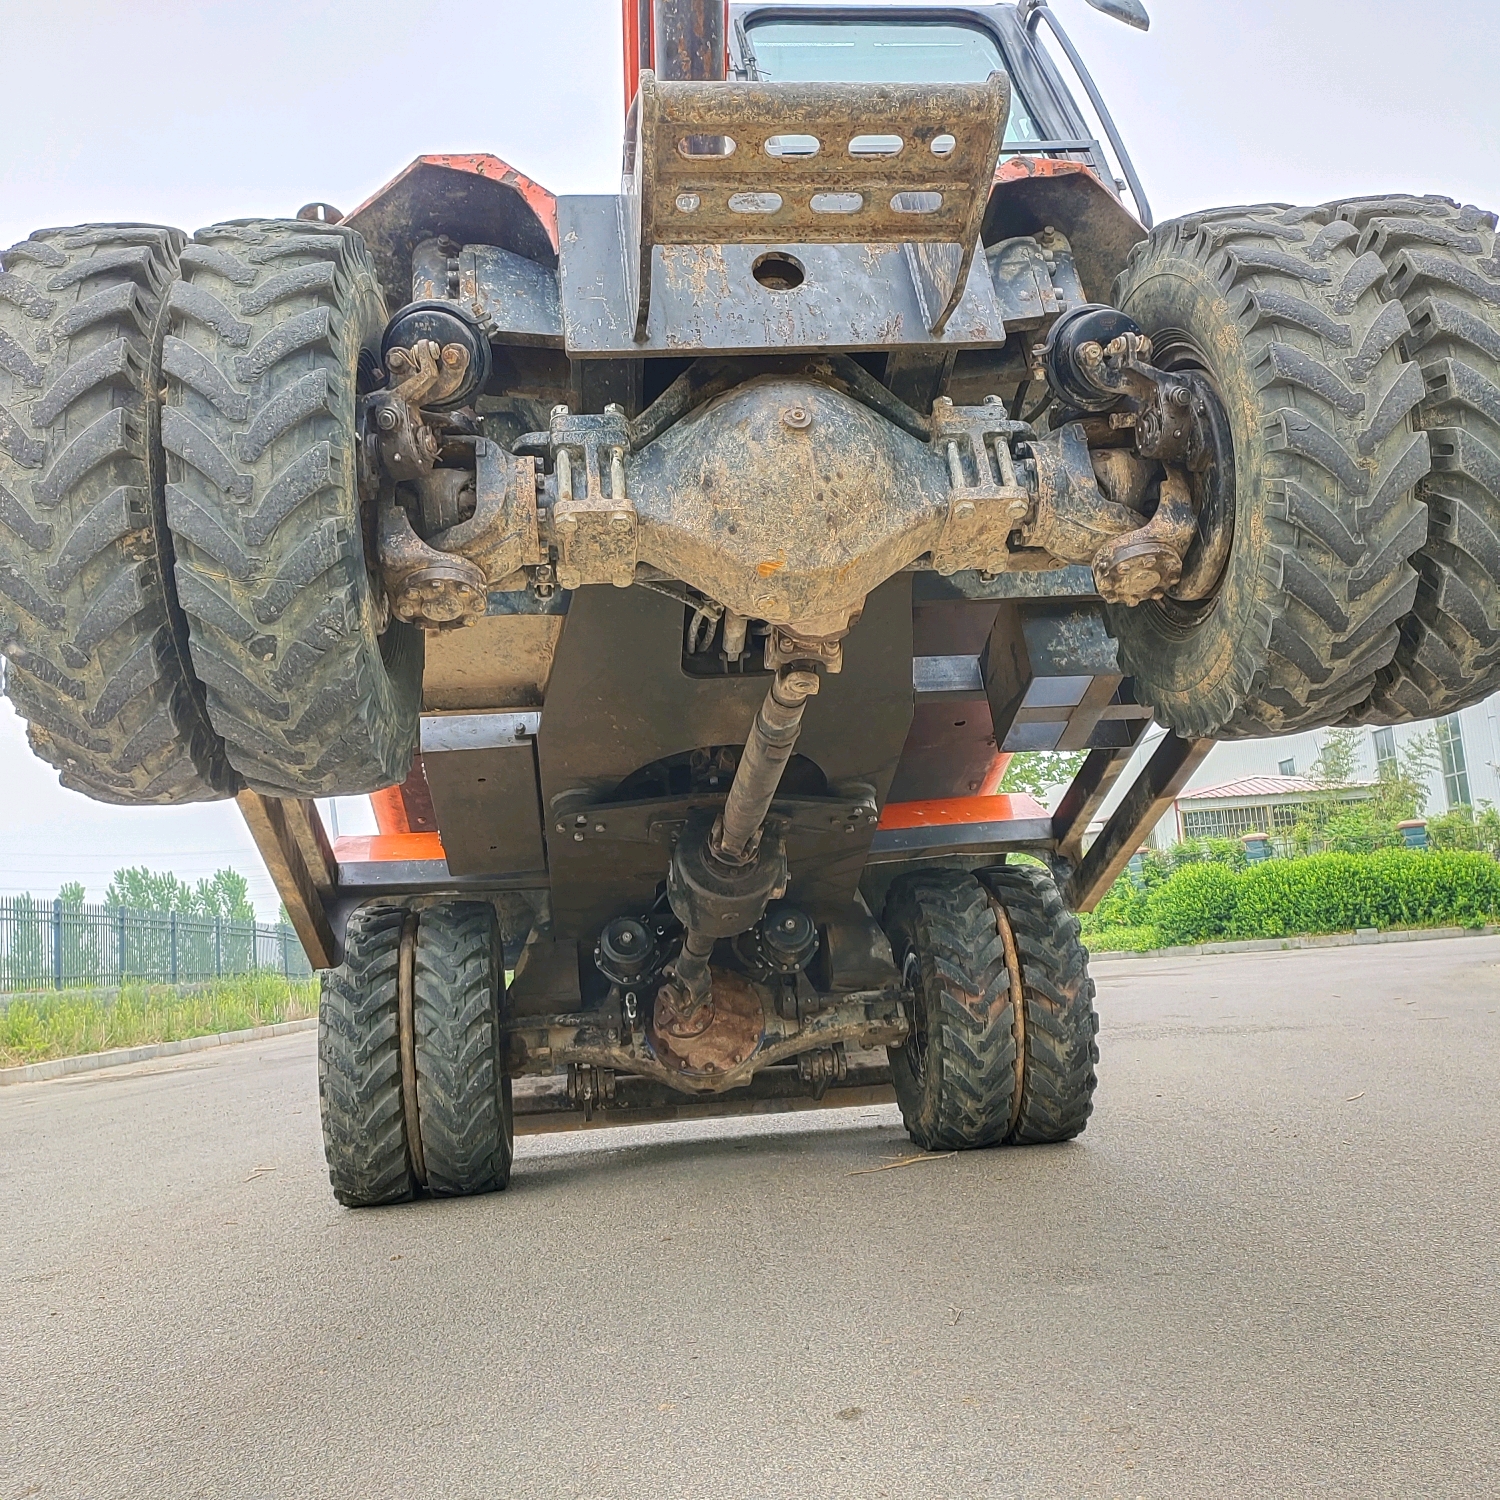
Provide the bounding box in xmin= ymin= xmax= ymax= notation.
xmin=0 ymin=896 xmax=311 ymax=993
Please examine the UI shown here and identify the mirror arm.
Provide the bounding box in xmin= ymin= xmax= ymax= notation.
xmin=1022 ymin=1 xmax=1154 ymax=229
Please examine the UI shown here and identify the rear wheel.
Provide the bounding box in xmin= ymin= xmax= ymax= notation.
xmin=319 ymin=902 xmax=416 ymax=1208
xmin=1326 ymin=195 xmax=1500 ymax=721
xmin=0 ymin=224 xmax=233 ymax=802
xmin=883 ymin=871 xmax=1019 ymax=1150
xmin=978 ymin=864 xmax=1098 ymax=1145
xmin=317 ymin=898 xmax=512 ymax=1207
xmin=412 ymin=899 xmax=513 ymax=1197
xmin=161 ymin=218 xmax=421 ymax=796
xmin=1109 ymin=203 xmax=1432 ymax=737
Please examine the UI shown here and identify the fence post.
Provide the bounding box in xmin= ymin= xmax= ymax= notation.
xmin=116 ymin=906 xmax=126 ymax=984
xmin=215 ymin=914 xmax=222 ymax=978
xmin=170 ymin=910 xmax=178 ymax=984
xmin=52 ymin=898 xmax=63 ymax=990
xmin=281 ymin=924 xmax=289 ymax=976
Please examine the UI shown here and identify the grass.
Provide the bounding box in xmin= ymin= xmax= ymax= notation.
xmin=0 ymin=972 xmax=319 ymax=1068
xmin=1082 ymin=925 xmax=1162 ymax=954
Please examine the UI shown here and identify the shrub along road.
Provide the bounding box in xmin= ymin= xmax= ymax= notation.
xmin=3 ymin=938 xmax=1498 ymax=1498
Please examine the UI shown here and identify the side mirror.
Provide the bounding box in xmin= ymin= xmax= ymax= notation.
xmin=1085 ymin=0 xmax=1149 ymax=29
xmin=1018 ymin=0 xmax=1150 ymax=31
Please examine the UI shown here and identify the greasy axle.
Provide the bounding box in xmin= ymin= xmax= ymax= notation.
xmin=661 ymin=666 xmax=820 ymax=1020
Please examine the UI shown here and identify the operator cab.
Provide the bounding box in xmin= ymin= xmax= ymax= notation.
xmin=728 ymin=3 xmax=1150 ymax=225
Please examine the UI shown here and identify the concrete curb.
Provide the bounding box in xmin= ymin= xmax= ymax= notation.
xmin=0 ymin=1016 xmax=317 ymax=1087
xmin=1088 ymin=924 xmax=1500 ymax=962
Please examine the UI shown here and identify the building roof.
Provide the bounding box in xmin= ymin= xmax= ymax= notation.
xmin=1178 ymin=774 xmax=1369 ymax=801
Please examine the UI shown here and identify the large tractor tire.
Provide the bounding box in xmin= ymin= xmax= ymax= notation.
xmin=319 ymin=902 xmax=416 ymax=1208
xmin=883 ymin=870 xmax=1019 ymax=1150
xmin=161 ymin=218 xmax=422 ymax=797
xmin=318 ymin=899 xmax=512 ymax=1208
xmin=412 ymin=900 xmax=513 ymax=1197
xmin=1109 ymin=203 xmax=1432 ymax=738
xmin=0 ymin=225 xmax=233 ymax=803
xmin=1326 ymin=195 xmax=1500 ymax=722
xmin=977 ymin=864 xmax=1098 ymax=1145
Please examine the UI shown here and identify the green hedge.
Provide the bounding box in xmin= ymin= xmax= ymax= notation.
xmin=1136 ymin=849 xmax=1500 ymax=947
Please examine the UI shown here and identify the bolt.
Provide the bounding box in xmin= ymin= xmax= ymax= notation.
xmin=604 ymin=402 xmax=625 ymax=417
xmin=551 ymin=404 xmax=569 ymax=420
xmin=954 ymin=500 xmax=976 ymax=519
xmin=573 ymin=832 xmax=584 ymax=842
xmin=983 ymin=394 xmax=1003 ymax=406
xmin=594 ymin=823 xmax=605 ymax=833
xmin=375 ymin=406 xmax=399 ymax=432
xmin=610 ymin=511 xmax=631 ymax=527
xmin=1007 ymin=498 xmax=1029 ymax=519
xmin=781 ymin=406 xmax=811 ymax=430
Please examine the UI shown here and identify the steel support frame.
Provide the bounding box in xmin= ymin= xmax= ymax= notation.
xmin=239 ymin=727 xmax=1217 ymax=968
xmin=236 ymin=791 xmax=338 ymax=970
xmin=1060 ymin=731 xmax=1213 ymax=912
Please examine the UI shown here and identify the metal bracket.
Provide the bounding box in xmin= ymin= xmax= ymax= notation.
xmin=541 ymin=406 xmax=636 ymax=589
xmin=622 ymin=70 xmax=1009 ymax=338
xmin=929 ymin=397 xmax=1033 ymax=576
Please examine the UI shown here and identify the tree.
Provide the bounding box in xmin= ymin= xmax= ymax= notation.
xmin=105 ymin=865 xmax=260 ymax=980
xmin=1428 ymin=802 xmax=1500 ymax=859
xmin=1000 ymin=751 xmax=1087 ymax=799
xmin=1291 ymin=727 xmax=1437 ymax=853
xmin=106 ymin=866 xmax=193 ymax=914
xmin=105 ymin=866 xmax=254 ymax=920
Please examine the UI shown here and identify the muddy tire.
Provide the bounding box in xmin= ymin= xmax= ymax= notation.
xmin=319 ymin=902 xmax=417 ymax=1208
xmin=1109 ymin=204 xmax=1432 ymax=737
xmin=412 ymin=900 xmax=513 ymax=1197
xmin=161 ymin=218 xmax=422 ymax=796
xmin=978 ymin=864 xmax=1098 ymax=1145
xmin=883 ymin=870 xmax=1018 ymax=1151
xmin=1324 ymin=196 xmax=1500 ymax=721
xmin=0 ymin=225 xmax=234 ymax=803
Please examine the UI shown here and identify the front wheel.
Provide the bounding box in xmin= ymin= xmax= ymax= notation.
xmin=161 ymin=218 xmax=421 ymax=796
xmin=883 ymin=871 xmax=1020 ymax=1151
xmin=1327 ymin=195 xmax=1500 ymax=722
xmin=1108 ymin=203 xmax=1432 ymax=738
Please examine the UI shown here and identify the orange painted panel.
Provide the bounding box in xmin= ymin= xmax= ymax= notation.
xmin=334 ymin=832 xmax=447 ymax=864
xmin=345 ymin=153 xmax=559 ymax=252
xmin=877 ymin=792 xmax=1048 ymax=831
xmin=369 ymin=786 xmax=409 ymax=835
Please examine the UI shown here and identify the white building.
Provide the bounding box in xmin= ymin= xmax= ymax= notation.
xmin=1090 ymin=686 xmax=1500 ymax=851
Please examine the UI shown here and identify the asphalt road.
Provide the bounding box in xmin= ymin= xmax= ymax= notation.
xmin=3 ymin=937 xmax=1499 ymax=1500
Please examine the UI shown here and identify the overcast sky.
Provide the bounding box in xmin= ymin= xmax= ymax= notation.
xmin=1 ymin=0 xmax=1496 ymax=913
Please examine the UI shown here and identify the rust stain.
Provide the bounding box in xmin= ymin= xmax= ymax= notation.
xmin=756 ymin=554 xmax=786 ymax=578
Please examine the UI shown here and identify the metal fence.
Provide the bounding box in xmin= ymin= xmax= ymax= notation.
xmin=0 ymin=896 xmax=311 ymax=993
